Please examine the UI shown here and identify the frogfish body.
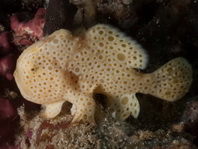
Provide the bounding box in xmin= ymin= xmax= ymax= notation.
xmin=14 ymin=24 xmax=192 ymax=123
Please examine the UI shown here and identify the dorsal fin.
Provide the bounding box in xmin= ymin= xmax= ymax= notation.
xmin=85 ymin=24 xmax=148 ymax=69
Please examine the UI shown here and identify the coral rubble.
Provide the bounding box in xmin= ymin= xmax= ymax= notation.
xmin=16 ymin=106 xmax=197 ymax=148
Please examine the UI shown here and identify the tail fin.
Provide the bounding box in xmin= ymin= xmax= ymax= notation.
xmin=142 ymin=57 xmax=192 ymax=101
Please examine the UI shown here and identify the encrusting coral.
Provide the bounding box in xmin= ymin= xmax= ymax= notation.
xmin=0 ymin=32 xmax=15 ymax=80
xmin=14 ymin=24 xmax=193 ymax=123
xmin=11 ymin=8 xmax=45 ymax=46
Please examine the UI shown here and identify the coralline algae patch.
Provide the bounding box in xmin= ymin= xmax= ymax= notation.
xmin=14 ymin=24 xmax=192 ymax=123
xmin=10 ymin=8 xmax=45 ymax=46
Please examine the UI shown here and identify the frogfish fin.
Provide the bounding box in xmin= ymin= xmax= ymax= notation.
xmin=141 ymin=57 xmax=192 ymax=101
xmin=110 ymin=93 xmax=140 ymax=120
xmin=85 ymin=24 xmax=148 ymax=69
xmin=41 ymin=101 xmax=65 ymax=118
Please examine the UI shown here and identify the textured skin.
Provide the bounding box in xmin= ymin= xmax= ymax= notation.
xmin=14 ymin=24 xmax=193 ymax=123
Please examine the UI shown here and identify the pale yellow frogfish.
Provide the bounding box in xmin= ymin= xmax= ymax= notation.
xmin=14 ymin=24 xmax=193 ymax=123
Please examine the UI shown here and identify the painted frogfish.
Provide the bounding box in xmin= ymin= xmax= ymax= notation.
xmin=14 ymin=24 xmax=193 ymax=123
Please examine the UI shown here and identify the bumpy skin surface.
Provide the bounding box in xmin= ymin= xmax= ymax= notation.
xmin=14 ymin=24 xmax=193 ymax=123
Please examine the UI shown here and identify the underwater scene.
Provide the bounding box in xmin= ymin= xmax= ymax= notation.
xmin=0 ymin=0 xmax=198 ymax=148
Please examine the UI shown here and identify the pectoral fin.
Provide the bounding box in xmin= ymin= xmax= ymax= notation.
xmin=41 ymin=101 xmax=65 ymax=119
